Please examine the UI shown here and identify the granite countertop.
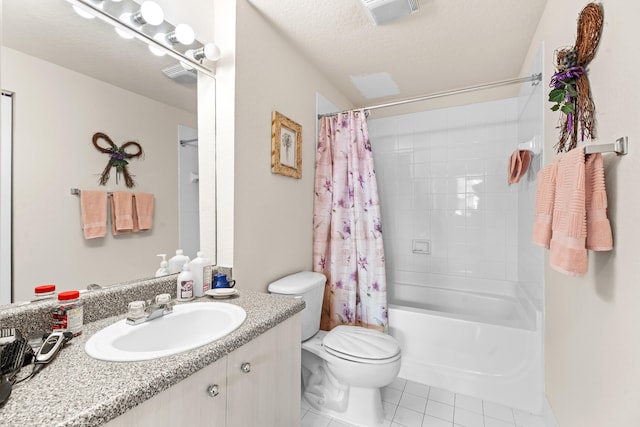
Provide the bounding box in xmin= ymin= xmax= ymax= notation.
xmin=0 ymin=289 xmax=304 ymax=426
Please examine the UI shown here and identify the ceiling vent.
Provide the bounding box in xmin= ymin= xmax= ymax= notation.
xmin=360 ymin=0 xmax=419 ymax=25
xmin=161 ymin=63 xmax=197 ymax=85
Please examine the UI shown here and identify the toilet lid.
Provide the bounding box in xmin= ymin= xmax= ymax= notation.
xmin=322 ymin=325 xmax=400 ymax=362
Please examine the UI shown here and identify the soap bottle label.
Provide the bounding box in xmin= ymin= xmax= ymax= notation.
xmin=180 ymin=280 xmax=194 ymax=300
xmin=202 ymin=265 xmax=212 ymax=293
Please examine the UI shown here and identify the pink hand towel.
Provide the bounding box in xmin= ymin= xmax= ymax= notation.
xmin=532 ymin=162 xmax=557 ymax=248
xmin=585 ymin=153 xmax=613 ymax=251
xmin=518 ymin=151 xmax=532 ymax=181
xmin=549 ymin=148 xmax=588 ymax=276
xmin=508 ymin=150 xmax=532 ymax=185
xmin=110 ymin=192 xmax=134 ymax=235
xmin=80 ymin=190 xmax=107 ymax=239
xmin=134 ymin=193 xmax=154 ymax=231
xmin=508 ymin=150 xmax=520 ymax=185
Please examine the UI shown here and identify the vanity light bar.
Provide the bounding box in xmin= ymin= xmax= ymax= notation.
xmin=67 ymin=0 xmax=216 ymax=78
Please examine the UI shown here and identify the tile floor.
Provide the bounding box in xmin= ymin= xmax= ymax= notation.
xmin=301 ymin=377 xmax=550 ymax=427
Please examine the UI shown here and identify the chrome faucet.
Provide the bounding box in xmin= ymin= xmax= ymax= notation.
xmin=126 ymin=293 xmax=174 ymax=325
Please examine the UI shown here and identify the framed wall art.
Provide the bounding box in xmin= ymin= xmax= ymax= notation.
xmin=271 ymin=111 xmax=302 ymax=179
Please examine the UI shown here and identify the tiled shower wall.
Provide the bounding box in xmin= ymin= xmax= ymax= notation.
xmin=368 ymin=98 xmax=537 ymax=292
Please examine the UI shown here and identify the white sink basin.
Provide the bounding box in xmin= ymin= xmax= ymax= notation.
xmin=85 ymin=302 xmax=246 ymax=362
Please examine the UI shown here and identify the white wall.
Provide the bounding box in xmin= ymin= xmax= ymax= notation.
xmin=2 ymin=47 xmax=195 ymax=302
xmin=215 ymin=0 xmax=352 ymax=290
xmin=520 ymin=2 xmax=640 ymax=425
xmin=368 ymin=98 xmax=531 ymax=295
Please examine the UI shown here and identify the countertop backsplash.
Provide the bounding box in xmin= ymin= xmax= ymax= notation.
xmin=0 ymin=276 xmax=174 ymax=338
xmin=0 ymin=266 xmax=233 ymax=338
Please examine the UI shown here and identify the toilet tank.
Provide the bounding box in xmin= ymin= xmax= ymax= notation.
xmin=268 ymin=271 xmax=326 ymax=341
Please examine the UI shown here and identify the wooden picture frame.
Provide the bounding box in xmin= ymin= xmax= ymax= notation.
xmin=271 ymin=111 xmax=302 ymax=179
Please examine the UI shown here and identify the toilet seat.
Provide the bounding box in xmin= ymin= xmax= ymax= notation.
xmin=322 ymin=325 xmax=400 ymax=364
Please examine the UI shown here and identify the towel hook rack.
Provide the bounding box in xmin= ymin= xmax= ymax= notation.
xmin=518 ymin=136 xmax=542 ymax=155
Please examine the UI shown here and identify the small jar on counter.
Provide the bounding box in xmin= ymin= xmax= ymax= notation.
xmin=52 ymin=290 xmax=84 ymax=336
xmin=33 ymin=284 xmax=56 ymax=302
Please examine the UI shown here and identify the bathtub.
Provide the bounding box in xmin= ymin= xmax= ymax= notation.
xmin=388 ymin=282 xmax=543 ymax=413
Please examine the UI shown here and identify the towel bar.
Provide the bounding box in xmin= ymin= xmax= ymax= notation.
xmin=70 ymin=188 xmax=113 ymax=196
xmin=584 ymin=137 xmax=628 ymax=156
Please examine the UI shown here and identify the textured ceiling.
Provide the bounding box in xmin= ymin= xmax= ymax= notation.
xmin=248 ymin=0 xmax=548 ymax=107
xmin=4 ymin=1 xmax=548 ymax=113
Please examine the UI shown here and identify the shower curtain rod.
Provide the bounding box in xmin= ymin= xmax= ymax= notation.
xmin=318 ymin=73 xmax=543 ymax=119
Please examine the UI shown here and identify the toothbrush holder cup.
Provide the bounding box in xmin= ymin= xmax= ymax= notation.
xmin=213 ymin=273 xmax=236 ymax=289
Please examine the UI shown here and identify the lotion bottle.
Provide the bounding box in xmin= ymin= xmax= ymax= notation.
xmin=168 ymin=249 xmax=190 ymax=274
xmin=155 ymin=254 xmax=171 ymax=277
xmin=189 ymin=251 xmax=212 ymax=297
xmin=176 ymin=263 xmax=195 ymax=301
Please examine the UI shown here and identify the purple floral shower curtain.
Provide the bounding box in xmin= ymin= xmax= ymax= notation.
xmin=313 ymin=110 xmax=388 ymax=332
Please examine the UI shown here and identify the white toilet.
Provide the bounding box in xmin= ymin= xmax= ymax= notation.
xmin=269 ymin=271 xmax=401 ymax=427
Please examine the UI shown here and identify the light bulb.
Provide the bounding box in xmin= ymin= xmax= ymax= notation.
xmin=115 ymin=13 xmax=135 ymax=39
xmin=187 ymin=43 xmax=221 ymax=62
xmin=132 ymin=1 xmax=164 ymax=26
xmin=202 ymin=44 xmax=221 ymax=61
xmin=166 ymin=24 xmax=195 ymax=45
xmin=148 ymin=33 xmax=168 ymax=57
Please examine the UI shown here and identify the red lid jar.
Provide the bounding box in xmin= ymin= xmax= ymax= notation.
xmin=33 ymin=284 xmax=56 ymax=302
xmin=52 ymin=290 xmax=83 ymax=336
xmin=58 ymin=290 xmax=80 ymax=301
xmin=35 ymin=284 xmax=56 ymax=294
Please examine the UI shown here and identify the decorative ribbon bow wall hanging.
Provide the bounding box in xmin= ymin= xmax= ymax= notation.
xmin=548 ymin=2 xmax=604 ymax=153
xmin=92 ymin=132 xmax=144 ymax=188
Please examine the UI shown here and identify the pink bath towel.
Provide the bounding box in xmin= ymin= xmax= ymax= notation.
xmin=134 ymin=193 xmax=154 ymax=231
xmin=532 ymin=148 xmax=614 ymax=276
xmin=80 ymin=190 xmax=107 ymax=239
xmin=549 ymin=148 xmax=587 ymax=276
xmin=110 ymin=192 xmax=134 ymax=235
xmin=532 ymin=162 xmax=557 ymax=248
xmin=585 ymin=153 xmax=613 ymax=251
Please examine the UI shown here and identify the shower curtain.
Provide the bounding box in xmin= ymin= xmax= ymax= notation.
xmin=313 ymin=110 xmax=388 ymax=332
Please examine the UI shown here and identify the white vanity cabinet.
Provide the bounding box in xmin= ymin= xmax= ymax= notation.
xmin=227 ymin=312 xmax=301 ymax=426
xmin=105 ymin=313 xmax=300 ymax=427
xmin=104 ymin=355 xmax=228 ymax=426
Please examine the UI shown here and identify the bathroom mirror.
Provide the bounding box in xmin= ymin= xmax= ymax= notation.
xmin=1 ymin=0 xmax=211 ymax=304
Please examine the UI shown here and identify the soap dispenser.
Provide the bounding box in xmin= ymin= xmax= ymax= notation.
xmin=189 ymin=251 xmax=212 ymax=297
xmin=176 ymin=263 xmax=195 ymax=301
xmin=155 ymin=254 xmax=171 ymax=277
xmin=168 ymin=249 xmax=190 ymax=274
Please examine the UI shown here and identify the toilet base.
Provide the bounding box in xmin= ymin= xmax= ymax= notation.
xmin=301 ymin=329 xmax=400 ymax=426
xmin=304 ymin=386 xmax=386 ymax=427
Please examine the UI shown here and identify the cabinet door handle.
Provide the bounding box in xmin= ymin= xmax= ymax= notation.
xmin=240 ymin=362 xmax=251 ymax=373
xmin=207 ymin=384 xmax=220 ymax=397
